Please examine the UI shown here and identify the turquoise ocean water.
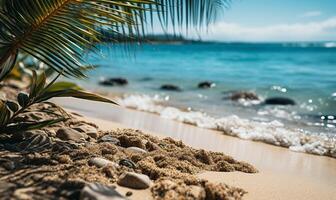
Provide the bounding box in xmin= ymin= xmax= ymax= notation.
xmin=80 ymin=42 xmax=336 ymax=138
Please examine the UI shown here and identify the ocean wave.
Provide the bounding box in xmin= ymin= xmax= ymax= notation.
xmin=324 ymin=42 xmax=336 ymax=48
xmin=116 ymin=94 xmax=336 ymax=158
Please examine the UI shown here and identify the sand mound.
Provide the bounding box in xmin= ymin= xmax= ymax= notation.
xmin=0 ymin=100 xmax=257 ymax=199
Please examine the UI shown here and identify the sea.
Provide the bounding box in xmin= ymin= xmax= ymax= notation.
xmin=78 ymin=42 xmax=336 ymax=157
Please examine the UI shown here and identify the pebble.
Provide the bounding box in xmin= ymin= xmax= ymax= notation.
xmin=160 ymin=84 xmax=181 ymax=91
xmin=198 ymin=81 xmax=215 ymax=89
xmin=125 ymin=191 xmax=133 ymax=197
xmin=99 ymin=135 xmax=120 ymax=145
xmin=56 ymin=128 xmax=87 ymax=142
xmin=126 ymin=147 xmax=147 ymax=154
xmin=88 ymin=157 xmax=119 ymax=168
xmin=117 ymin=172 xmax=152 ymax=189
xmin=80 ymin=183 xmax=126 ymax=200
xmin=119 ymin=159 xmax=136 ymax=169
xmin=73 ymin=125 xmax=99 ymax=139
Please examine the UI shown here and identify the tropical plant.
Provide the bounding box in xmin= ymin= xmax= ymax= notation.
xmin=0 ymin=0 xmax=229 ymax=134
xmin=0 ymin=0 xmax=229 ymax=80
xmin=0 ymin=70 xmax=116 ymax=134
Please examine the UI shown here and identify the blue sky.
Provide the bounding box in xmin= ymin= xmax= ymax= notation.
xmin=180 ymin=0 xmax=336 ymax=42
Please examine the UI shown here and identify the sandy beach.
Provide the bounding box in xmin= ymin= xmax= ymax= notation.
xmin=55 ymin=97 xmax=336 ymax=200
xmin=1 ymin=1 xmax=335 ymax=199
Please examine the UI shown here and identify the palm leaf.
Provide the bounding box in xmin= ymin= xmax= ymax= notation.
xmin=0 ymin=0 xmax=229 ymax=80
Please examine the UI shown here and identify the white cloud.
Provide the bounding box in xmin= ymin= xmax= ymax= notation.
xmin=300 ymin=11 xmax=322 ymax=18
xmin=203 ymin=17 xmax=336 ymax=42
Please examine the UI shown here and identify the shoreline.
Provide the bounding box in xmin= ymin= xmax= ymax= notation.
xmin=58 ymin=90 xmax=336 ymax=159
xmin=58 ymin=98 xmax=336 ymax=199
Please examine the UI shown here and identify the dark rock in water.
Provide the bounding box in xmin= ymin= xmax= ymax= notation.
xmin=139 ymin=77 xmax=153 ymax=81
xmin=80 ymin=183 xmax=126 ymax=200
xmin=264 ymin=97 xmax=296 ymax=105
xmin=99 ymin=78 xmax=128 ymax=86
xmin=117 ymin=172 xmax=152 ymax=189
xmin=160 ymin=84 xmax=181 ymax=91
xmin=198 ymin=81 xmax=215 ymax=89
xmin=229 ymin=91 xmax=259 ymax=101
xmin=56 ymin=128 xmax=87 ymax=142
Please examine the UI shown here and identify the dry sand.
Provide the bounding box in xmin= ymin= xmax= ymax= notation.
xmin=56 ymin=98 xmax=336 ymax=200
xmin=0 ymin=100 xmax=255 ymax=200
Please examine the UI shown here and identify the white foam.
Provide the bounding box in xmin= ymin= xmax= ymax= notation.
xmin=324 ymin=42 xmax=336 ymax=48
xmin=118 ymin=94 xmax=336 ymax=158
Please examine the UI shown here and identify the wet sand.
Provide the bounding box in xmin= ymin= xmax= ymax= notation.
xmin=55 ymin=98 xmax=336 ymax=199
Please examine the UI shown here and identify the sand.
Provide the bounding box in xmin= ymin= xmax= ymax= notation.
xmin=55 ymin=98 xmax=336 ymax=200
xmin=0 ymin=100 xmax=257 ymax=199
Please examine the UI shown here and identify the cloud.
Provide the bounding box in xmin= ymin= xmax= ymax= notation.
xmin=300 ymin=11 xmax=322 ymax=18
xmin=203 ymin=17 xmax=336 ymax=42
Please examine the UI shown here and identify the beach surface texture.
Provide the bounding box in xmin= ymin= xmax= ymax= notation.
xmin=55 ymin=98 xmax=336 ymax=200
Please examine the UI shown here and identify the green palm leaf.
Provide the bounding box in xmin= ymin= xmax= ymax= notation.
xmin=0 ymin=0 xmax=229 ymax=80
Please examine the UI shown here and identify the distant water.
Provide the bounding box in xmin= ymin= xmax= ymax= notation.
xmin=78 ymin=42 xmax=336 ymax=157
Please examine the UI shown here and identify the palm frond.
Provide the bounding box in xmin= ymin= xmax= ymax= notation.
xmin=0 ymin=0 xmax=229 ymax=80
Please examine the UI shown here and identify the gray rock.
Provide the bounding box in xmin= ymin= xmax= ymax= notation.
xmin=160 ymin=84 xmax=181 ymax=91
xmin=264 ymin=97 xmax=296 ymax=105
xmin=99 ymin=78 xmax=128 ymax=87
xmin=99 ymin=136 xmax=120 ymax=145
xmin=117 ymin=172 xmax=152 ymax=189
xmin=88 ymin=157 xmax=119 ymax=168
xmin=74 ymin=125 xmax=99 ymax=139
xmin=118 ymin=159 xmax=136 ymax=169
xmin=126 ymin=147 xmax=147 ymax=154
xmin=198 ymin=81 xmax=216 ymax=89
xmin=80 ymin=183 xmax=126 ymax=200
xmin=229 ymin=91 xmax=259 ymax=101
xmin=56 ymin=128 xmax=87 ymax=142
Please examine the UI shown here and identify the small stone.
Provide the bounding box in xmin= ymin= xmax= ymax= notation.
xmin=119 ymin=159 xmax=136 ymax=169
xmin=99 ymin=78 xmax=128 ymax=86
xmin=56 ymin=128 xmax=88 ymax=142
xmin=160 ymin=84 xmax=181 ymax=91
xmin=73 ymin=125 xmax=99 ymax=139
xmin=229 ymin=91 xmax=259 ymax=101
xmin=99 ymin=135 xmax=120 ymax=145
xmin=88 ymin=157 xmax=119 ymax=168
xmin=80 ymin=183 xmax=126 ymax=200
xmin=117 ymin=172 xmax=152 ymax=189
xmin=126 ymin=147 xmax=147 ymax=154
xmin=264 ymin=97 xmax=296 ymax=105
xmin=198 ymin=81 xmax=215 ymax=89
xmin=125 ymin=191 xmax=133 ymax=197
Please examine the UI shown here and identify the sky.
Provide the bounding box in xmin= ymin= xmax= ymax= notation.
xmin=180 ymin=0 xmax=336 ymax=42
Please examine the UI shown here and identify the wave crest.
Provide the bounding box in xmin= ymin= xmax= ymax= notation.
xmin=117 ymin=94 xmax=336 ymax=158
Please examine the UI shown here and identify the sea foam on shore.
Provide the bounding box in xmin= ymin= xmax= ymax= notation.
xmin=117 ymin=94 xmax=336 ymax=158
